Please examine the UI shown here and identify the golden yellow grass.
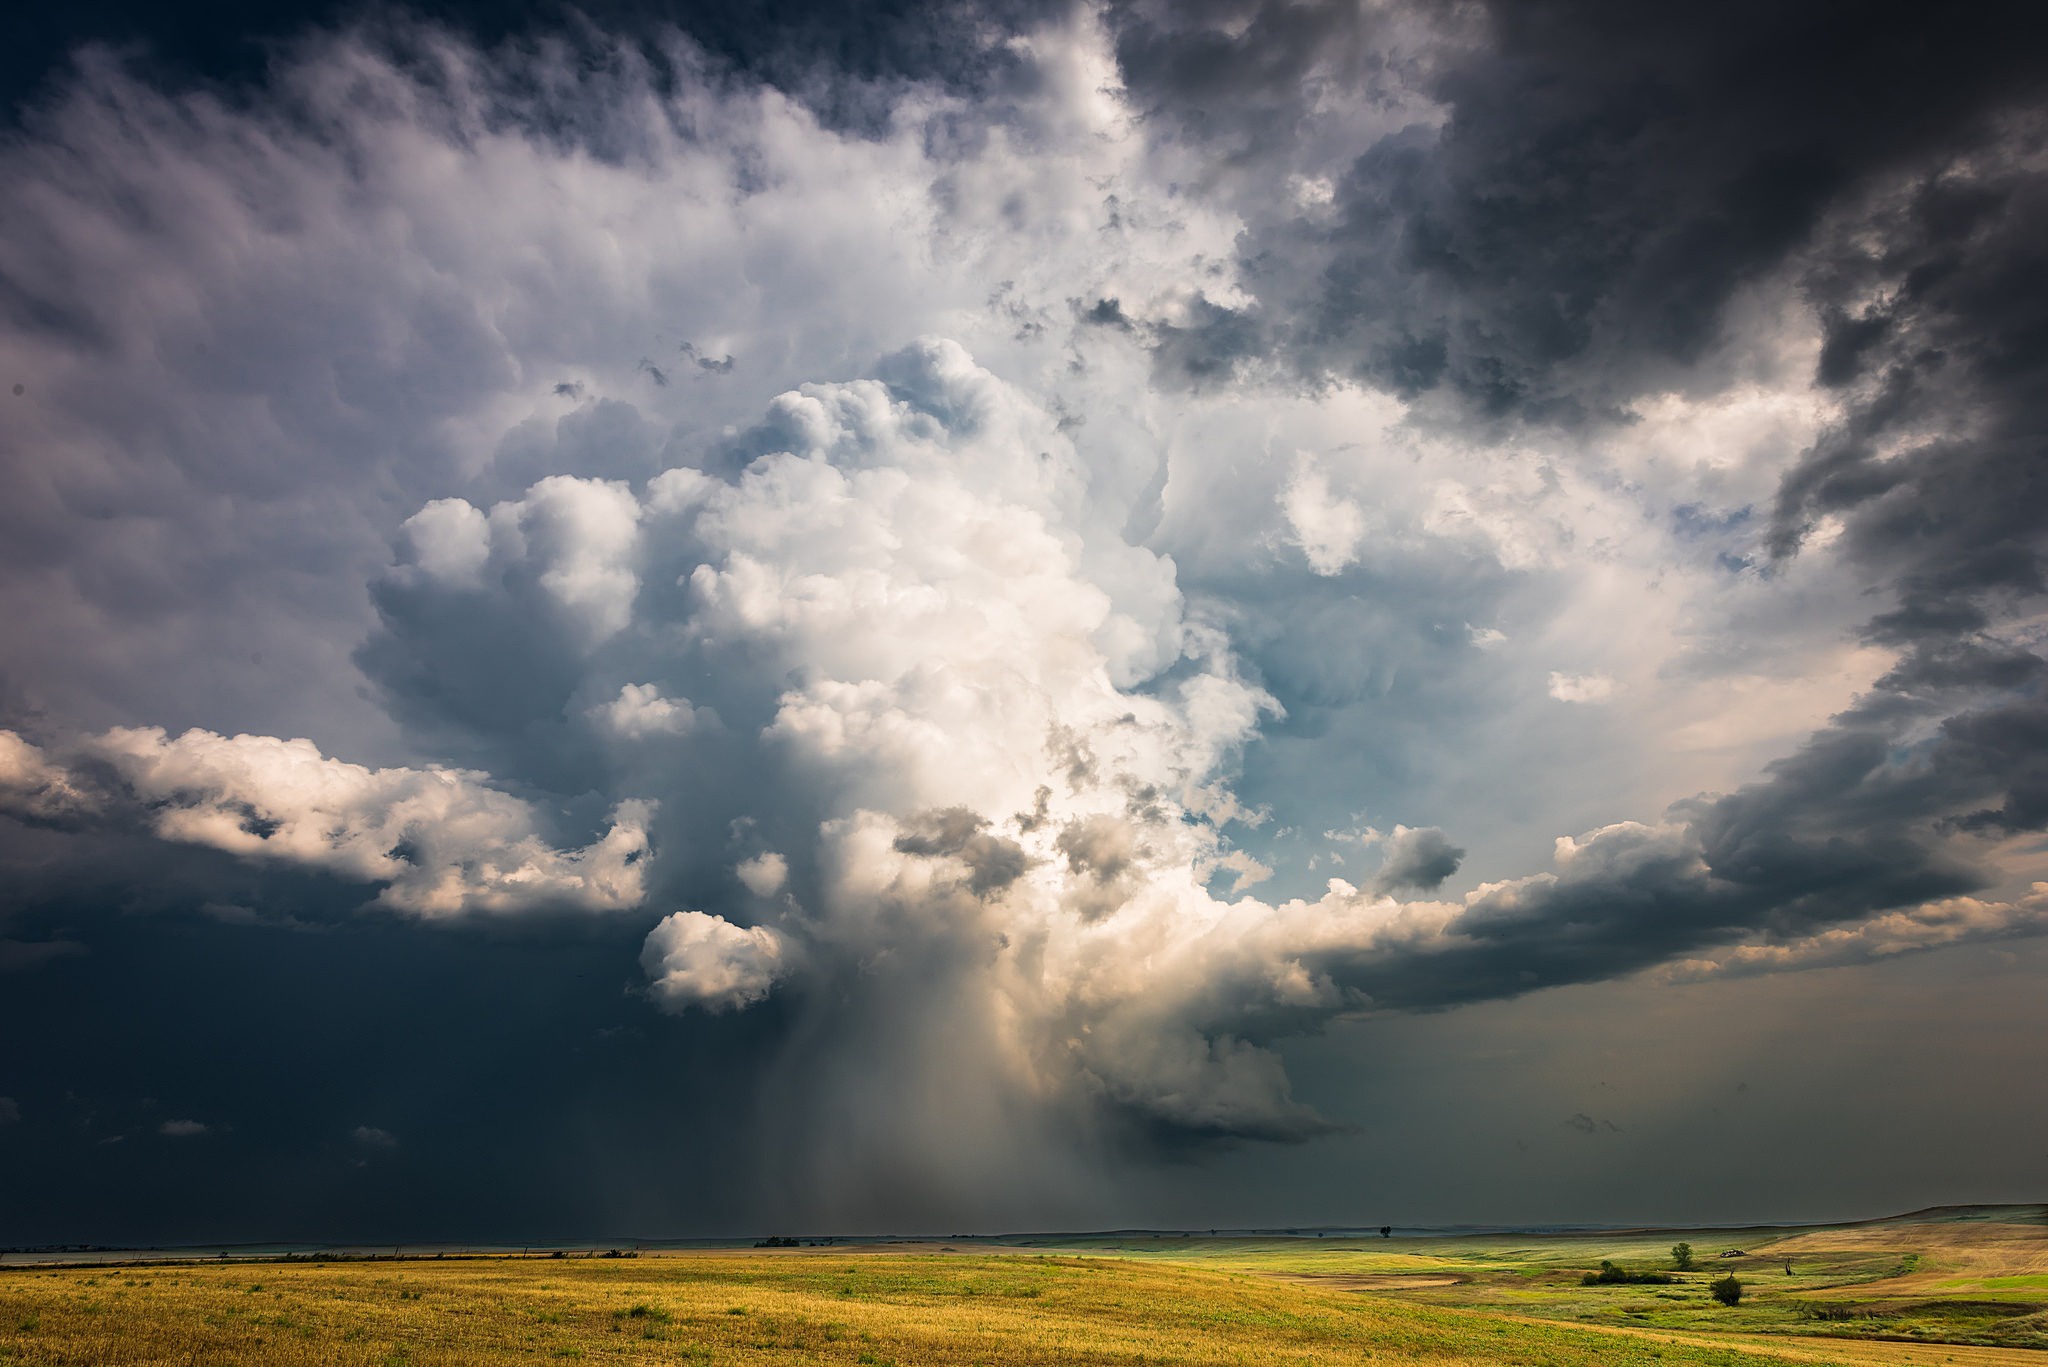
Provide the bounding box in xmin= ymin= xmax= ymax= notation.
xmin=1494 ymin=1315 xmax=2048 ymax=1367
xmin=1 ymin=1250 xmax=1824 ymax=1367
xmin=1765 ymin=1219 xmax=2048 ymax=1300
xmin=1011 ymin=1212 xmax=2048 ymax=1353
xmin=1261 ymin=1274 xmax=1465 ymax=1291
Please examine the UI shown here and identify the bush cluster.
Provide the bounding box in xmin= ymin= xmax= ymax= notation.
xmin=1581 ymin=1261 xmax=1675 ymax=1286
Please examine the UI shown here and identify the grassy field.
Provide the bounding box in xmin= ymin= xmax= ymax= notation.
xmin=0 ymin=1249 xmax=1869 ymax=1367
xmin=1034 ymin=1206 xmax=2048 ymax=1353
xmin=1 ymin=1207 xmax=2040 ymax=1365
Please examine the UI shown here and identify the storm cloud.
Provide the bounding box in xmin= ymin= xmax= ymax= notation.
xmin=2 ymin=0 xmax=2046 ymax=1237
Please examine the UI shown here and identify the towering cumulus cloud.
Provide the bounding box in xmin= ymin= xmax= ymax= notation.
xmin=2 ymin=0 xmax=2045 ymax=1231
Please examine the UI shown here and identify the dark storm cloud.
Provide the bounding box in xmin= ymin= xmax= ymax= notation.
xmin=1370 ymin=825 xmax=1463 ymax=893
xmin=1110 ymin=0 xmax=2048 ymax=413
xmin=1771 ymin=145 xmax=2048 ymax=645
xmin=5 ymin=0 xmax=2048 ymax=1242
xmin=1110 ymin=0 xmax=1407 ymax=175
xmin=1083 ymin=0 xmax=2048 ymax=1014
xmin=0 ymin=779 xmax=773 ymax=1244
xmin=0 ymin=885 xmax=781 ymax=1244
xmin=891 ymin=808 xmax=1032 ymax=897
xmin=1295 ymin=674 xmax=2048 ymax=1013
xmin=0 ymin=938 xmax=87 ymax=972
xmin=1936 ymin=698 xmax=2048 ymax=837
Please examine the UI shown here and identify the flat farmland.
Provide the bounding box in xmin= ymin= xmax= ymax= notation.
xmin=1052 ymin=1205 xmax=2048 ymax=1353
xmin=0 ymin=1250 xmax=1834 ymax=1367
xmin=2 ymin=1206 xmax=2041 ymax=1364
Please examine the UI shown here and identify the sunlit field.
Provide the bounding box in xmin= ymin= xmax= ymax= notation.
xmin=0 ymin=1250 xmax=1813 ymax=1367
xmin=3 ymin=1207 xmax=2042 ymax=1365
xmin=1038 ymin=1205 xmax=2048 ymax=1353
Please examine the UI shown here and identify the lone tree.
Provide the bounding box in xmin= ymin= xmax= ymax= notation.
xmin=1710 ymin=1274 xmax=1743 ymax=1306
xmin=1380 ymin=1226 xmax=1391 ymax=1238
xmin=1671 ymin=1242 xmax=1695 ymax=1271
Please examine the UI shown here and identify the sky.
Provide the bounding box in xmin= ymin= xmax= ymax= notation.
xmin=2 ymin=0 xmax=2047 ymax=1245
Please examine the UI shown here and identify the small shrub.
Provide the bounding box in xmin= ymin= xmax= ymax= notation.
xmin=1711 ymin=1274 xmax=1743 ymax=1306
xmin=1583 ymin=1260 xmax=1675 ymax=1286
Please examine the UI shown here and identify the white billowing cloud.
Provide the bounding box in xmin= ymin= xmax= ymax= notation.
xmin=626 ymin=353 xmax=1412 ymax=1145
xmin=1280 ymin=454 xmax=1367 ymax=575
xmin=1215 ymin=848 xmax=1275 ymax=893
xmin=495 ymin=477 xmax=645 ymax=647
xmin=399 ymin=499 xmax=492 ymax=587
xmin=349 ymin=344 xmax=1362 ymax=1143
xmin=736 ymin=852 xmax=789 ymax=897
xmin=1 ymin=9 xmax=2041 ymax=1227
xmin=394 ymin=478 xmax=644 ymax=649
xmin=595 ymin=684 xmax=699 ymax=740
xmin=678 ymin=343 xmax=1268 ymax=824
xmin=9 ymin=324 xmax=2031 ymax=1191
xmin=1548 ymin=671 xmax=1618 ymax=704
xmin=0 ymin=24 xmax=1394 ymax=1184
xmin=0 ymin=730 xmax=97 ymax=824
xmin=642 ymin=910 xmax=789 ymax=1012
xmin=3 ymin=727 xmax=651 ymax=918
xmin=0 ymin=15 xmax=1243 ymax=759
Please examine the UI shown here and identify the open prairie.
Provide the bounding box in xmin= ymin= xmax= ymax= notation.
xmin=2 ymin=1208 xmax=2041 ymax=1364
xmin=0 ymin=1251 xmax=1857 ymax=1367
xmin=1048 ymin=1205 xmax=2048 ymax=1352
